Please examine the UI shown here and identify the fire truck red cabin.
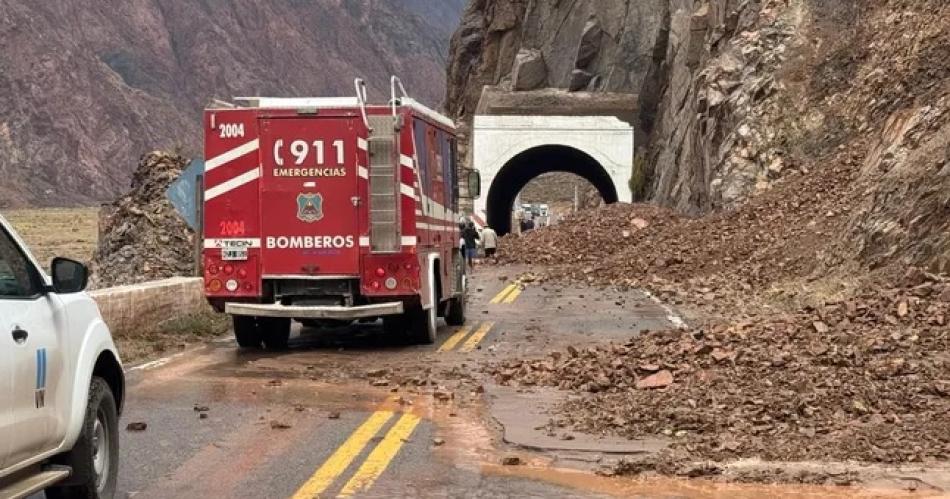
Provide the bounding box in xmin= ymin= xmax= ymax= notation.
xmin=201 ymin=81 xmax=467 ymax=348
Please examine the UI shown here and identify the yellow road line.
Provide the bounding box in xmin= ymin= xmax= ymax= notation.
xmin=502 ymin=286 xmax=523 ymax=304
xmin=489 ymin=283 xmax=518 ymax=304
xmin=291 ymin=411 xmax=394 ymax=499
xmin=459 ymin=321 xmax=495 ymax=352
xmin=438 ymin=325 xmax=473 ymax=352
xmin=336 ymin=413 xmax=422 ymax=497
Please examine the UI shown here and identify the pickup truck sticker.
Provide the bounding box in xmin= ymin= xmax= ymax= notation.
xmin=35 ymin=347 xmax=46 ymax=408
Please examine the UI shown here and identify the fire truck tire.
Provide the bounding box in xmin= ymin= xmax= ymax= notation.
xmin=261 ymin=317 xmax=292 ymax=350
xmin=407 ymin=304 xmax=438 ymax=344
xmin=233 ymin=316 xmax=263 ymax=349
xmin=445 ymin=294 xmax=466 ymax=326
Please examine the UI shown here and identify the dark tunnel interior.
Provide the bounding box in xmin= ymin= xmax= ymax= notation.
xmin=485 ymin=145 xmax=618 ymax=235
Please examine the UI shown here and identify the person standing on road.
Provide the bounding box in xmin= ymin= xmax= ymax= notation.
xmin=482 ymin=225 xmax=498 ymax=259
xmin=458 ymin=221 xmax=467 ymax=261
xmin=462 ymin=221 xmax=480 ymax=271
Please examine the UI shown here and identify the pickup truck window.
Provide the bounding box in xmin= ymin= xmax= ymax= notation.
xmin=0 ymin=226 xmax=39 ymax=297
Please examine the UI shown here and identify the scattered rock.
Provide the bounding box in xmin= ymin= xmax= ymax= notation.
xmin=126 ymin=422 xmax=148 ymax=432
xmin=636 ymin=370 xmax=674 ymax=390
xmin=501 ymin=456 xmax=522 ymax=466
xmin=270 ymin=421 xmax=292 ymax=430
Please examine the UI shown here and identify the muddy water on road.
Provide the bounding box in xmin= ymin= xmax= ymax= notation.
xmin=483 ymin=464 xmax=932 ymax=498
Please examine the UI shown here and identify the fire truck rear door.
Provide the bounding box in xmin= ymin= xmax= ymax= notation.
xmin=258 ymin=117 xmax=361 ymax=277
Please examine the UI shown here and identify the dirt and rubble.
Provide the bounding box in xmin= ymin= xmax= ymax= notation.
xmin=90 ymin=151 xmax=196 ymax=288
xmin=489 ymin=268 xmax=949 ymax=470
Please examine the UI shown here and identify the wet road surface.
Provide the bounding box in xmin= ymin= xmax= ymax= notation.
xmin=58 ymin=266 xmax=933 ymax=498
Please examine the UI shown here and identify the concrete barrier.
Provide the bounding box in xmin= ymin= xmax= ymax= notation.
xmin=89 ymin=277 xmax=206 ymax=335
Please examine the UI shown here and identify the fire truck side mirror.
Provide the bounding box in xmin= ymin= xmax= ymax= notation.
xmin=467 ymin=170 xmax=481 ymax=198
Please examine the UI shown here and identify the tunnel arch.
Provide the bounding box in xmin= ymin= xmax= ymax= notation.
xmin=485 ymin=145 xmax=619 ymax=235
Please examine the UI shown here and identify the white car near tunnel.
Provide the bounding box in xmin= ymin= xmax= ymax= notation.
xmin=0 ymin=214 xmax=124 ymax=499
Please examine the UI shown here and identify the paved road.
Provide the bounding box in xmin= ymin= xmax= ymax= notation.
xmin=70 ymin=266 xmax=870 ymax=498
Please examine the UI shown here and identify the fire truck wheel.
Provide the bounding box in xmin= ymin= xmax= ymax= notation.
xmin=261 ymin=317 xmax=292 ymax=350
xmin=407 ymin=303 xmax=438 ymax=345
xmin=233 ymin=316 xmax=263 ymax=349
xmin=445 ymin=293 xmax=466 ymax=326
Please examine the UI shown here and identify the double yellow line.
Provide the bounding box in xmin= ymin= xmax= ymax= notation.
xmin=292 ymin=410 xmax=420 ymax=498
xmin=437 ymin=321 xmax=495 ymax=353
xmin=490 ymin=280 xmax=523 ymax=304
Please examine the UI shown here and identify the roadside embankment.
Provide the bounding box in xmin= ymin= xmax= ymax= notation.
xmin=90 ymin=277 xmax=226 ymax=363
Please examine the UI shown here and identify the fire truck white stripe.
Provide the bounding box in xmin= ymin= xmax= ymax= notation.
xmin=357 ymin=166 xmax=369 ymax=179
xmin=400 ymin=183 xmax=415 ymax=198
xmin=400 ymin=155 xmax=413 ymax=168
xmin=357 ymin=236 xmax=415 ymax=247
xmin=357 ymin=138 xmax=368 ymax=151
xmin=205 ymin=168 xmax=260 ymax=200
xmin=205 ymin=138 xmax=260 ymax=172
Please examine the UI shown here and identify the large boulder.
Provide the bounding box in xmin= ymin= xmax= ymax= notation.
xmin=511 ymin=49 xmax=548 ymax=90
xmin=575 ymin=18 xmax=603 ymax=69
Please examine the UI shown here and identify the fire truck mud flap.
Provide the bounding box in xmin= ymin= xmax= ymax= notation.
xmin=225 ymin=302 xmax=404 ymax=320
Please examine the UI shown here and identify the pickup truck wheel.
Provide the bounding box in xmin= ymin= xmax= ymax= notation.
xmin=46 ymin=377 xmax=118 ymax=499
xmin=233 ymin=316 xmax=263 ymax=349
xmin=261 ymin=317 xmax=291 ymax=350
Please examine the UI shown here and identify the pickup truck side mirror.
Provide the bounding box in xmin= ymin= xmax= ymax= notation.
xmin=51 ymin=257 xmax=89 ymax=294
xmin=467 ymin=170 xmax=482 ymax=198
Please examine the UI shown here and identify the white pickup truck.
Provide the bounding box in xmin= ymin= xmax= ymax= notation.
xmin=0 ymin=215 xmax=124 ymax=499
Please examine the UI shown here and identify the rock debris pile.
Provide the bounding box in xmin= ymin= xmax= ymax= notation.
xmin=90 ymin=151 xmax=195 ymax=288
xmin=488 ymin=269 xmax=950 ymax=465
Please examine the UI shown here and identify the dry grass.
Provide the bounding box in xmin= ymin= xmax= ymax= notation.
xmin=2 ymin=207 xmax=99 ymax=266
xmin=116 ymin=310 xmax=230 ymax=364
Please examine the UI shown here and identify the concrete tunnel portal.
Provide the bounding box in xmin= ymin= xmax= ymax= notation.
xmin=471 ymin=89 xmax=638 ymax=236
xmin=486 ymin=145 xmax=619 ymax=235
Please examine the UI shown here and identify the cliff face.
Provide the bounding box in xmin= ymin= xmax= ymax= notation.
xmin=445 ymin=0 xmax=802 ymax=213
xmin=446 ymin=0 xmax=950 ymax=271
xmin=445 ymin=0 xmax=668 ymax=161
xmin=0 ymin=0 xmax=463 ymax=208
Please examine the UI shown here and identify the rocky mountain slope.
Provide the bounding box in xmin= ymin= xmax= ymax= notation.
xmin=0 ymin=0 xmax=463 ymax=208
xmin=447 ymin=0 xmax=949 ymax=273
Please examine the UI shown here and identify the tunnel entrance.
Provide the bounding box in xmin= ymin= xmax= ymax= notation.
xmin=485 ymin=145 xmax=619 ymax=235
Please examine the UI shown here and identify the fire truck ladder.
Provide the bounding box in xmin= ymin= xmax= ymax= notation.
xmin=367 ymin=114 xmax=401 ymax=253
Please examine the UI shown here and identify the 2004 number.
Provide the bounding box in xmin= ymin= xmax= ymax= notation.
xmin=219 ymin=220 xmax=246 ymax=236
xmin=218 ymin=123 xmax=245 ymax=139
xmin=273 ymin=139 xmax=344 ymax=167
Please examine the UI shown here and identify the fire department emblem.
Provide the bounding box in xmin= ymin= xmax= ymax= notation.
xmin=296 ymin=193 xmax=324 ymax=223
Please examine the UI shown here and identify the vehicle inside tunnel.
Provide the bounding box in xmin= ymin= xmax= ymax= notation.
xmin=485 ymin=145 xmax=619 ymax=235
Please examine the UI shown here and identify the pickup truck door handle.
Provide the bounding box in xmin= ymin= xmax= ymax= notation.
xmin=11 ymin=327 xmax=28 ymax=343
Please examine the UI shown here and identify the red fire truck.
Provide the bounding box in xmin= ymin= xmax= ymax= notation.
xmin=201 ymin=78 xmax=470 ymax=349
